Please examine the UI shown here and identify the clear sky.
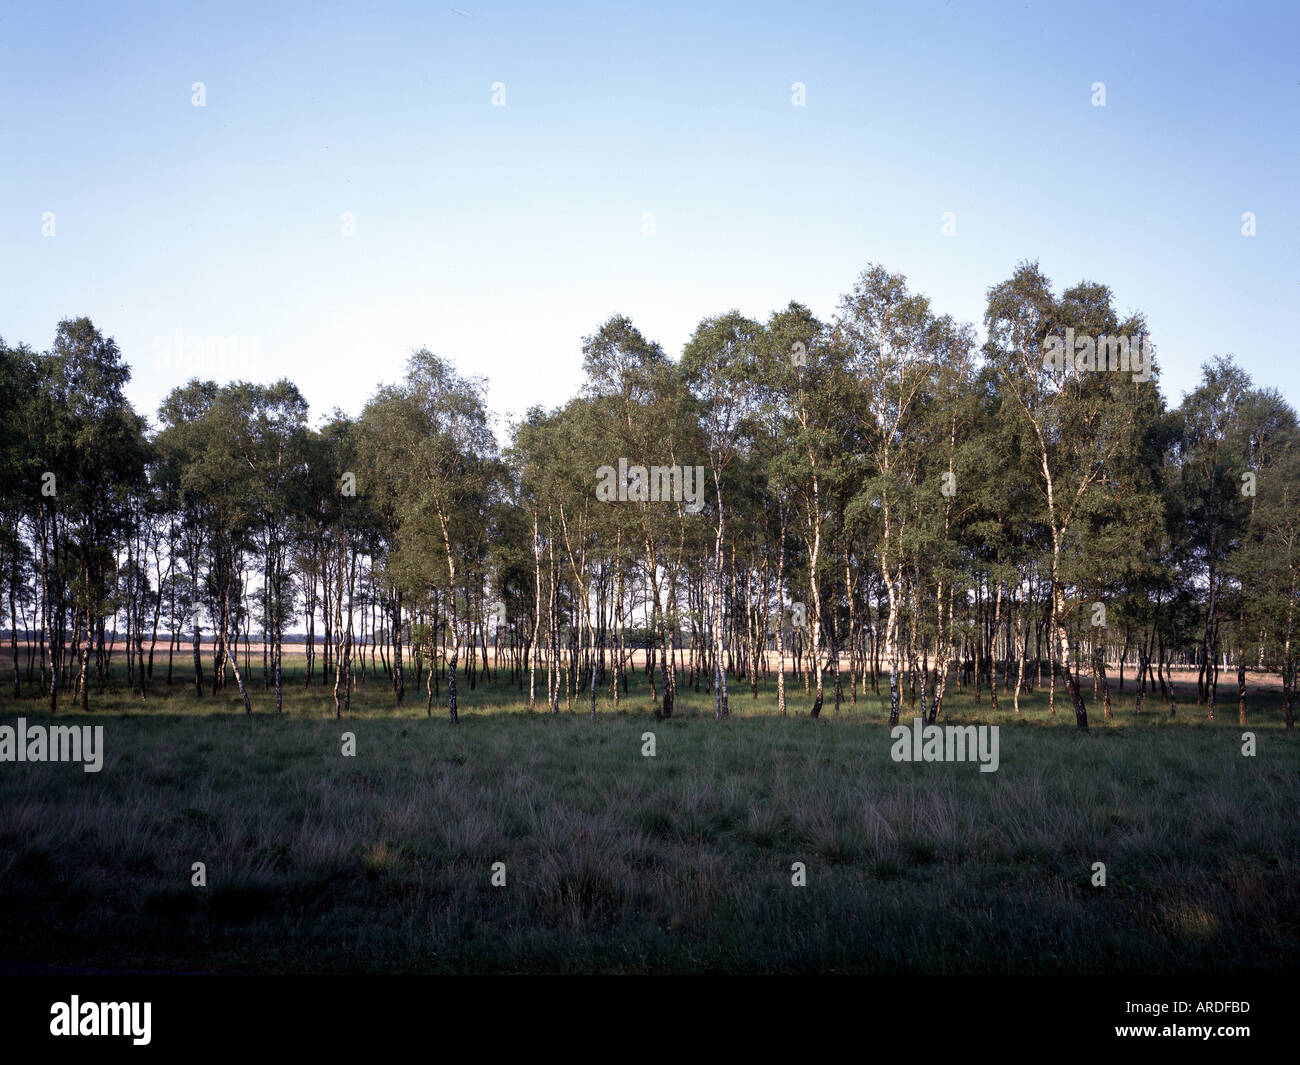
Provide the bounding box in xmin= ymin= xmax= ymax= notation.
xmin=2 ymin=0 xmax=1297 ymax=437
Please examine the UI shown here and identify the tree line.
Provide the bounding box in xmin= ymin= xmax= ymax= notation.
xmin=2 ymin=261 xmax=1297 ymax=731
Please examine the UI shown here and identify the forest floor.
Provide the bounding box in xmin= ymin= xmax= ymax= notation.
xmin=0 ymin=664 xmax=1296 ymax=973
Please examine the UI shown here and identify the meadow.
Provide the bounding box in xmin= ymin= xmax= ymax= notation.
xmin=0 ymin=657 xmax=1296 ymax=974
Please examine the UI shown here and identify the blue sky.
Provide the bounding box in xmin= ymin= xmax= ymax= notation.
xmin=2 ymin=0 xmax=1297 ymax=435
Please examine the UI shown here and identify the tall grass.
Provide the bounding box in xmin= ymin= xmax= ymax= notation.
xmin=0 ymin=666 xmax=1295 ymax=972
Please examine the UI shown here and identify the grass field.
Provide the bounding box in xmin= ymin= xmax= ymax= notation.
xmin=0 ymin=658 xmax=1296 ymax=973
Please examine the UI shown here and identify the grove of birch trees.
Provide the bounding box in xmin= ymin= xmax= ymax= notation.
xmin=2 ymin=261 xmax=1297 ymax=731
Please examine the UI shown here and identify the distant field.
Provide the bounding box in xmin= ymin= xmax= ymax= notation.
xmin=0 ymin=666 xmax=1296 ymax=973
xmin=0 ymin=641 xmax=1288 ymax=715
